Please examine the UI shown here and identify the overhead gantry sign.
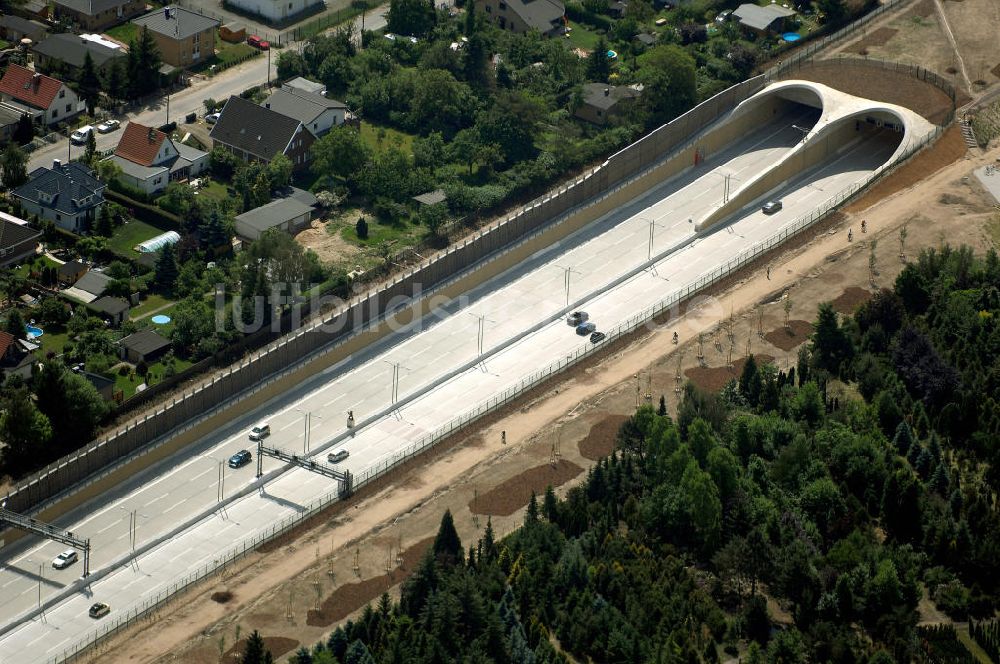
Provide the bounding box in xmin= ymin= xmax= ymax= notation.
xmin=0 ymin=507 xmax=92 ymax=577
xmin=255 ymin=442 xmax=353 ymax=497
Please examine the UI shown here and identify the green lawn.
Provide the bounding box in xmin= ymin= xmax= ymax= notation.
xmin=13 ymin=255 xmax=60 ymax=279
xmin=194 ymin=178 xmax=232 ymax=205
xmin=114 ymin=355 xmax=193 ymax=400
xmin=360 ymin=123 xmax=416 ymax=156
xmin=337 ymin=216 xmax=423 ymax=250
xmin=105 ymin=23 xmax=138 ymax=44
xmin=565 ymin=22 xmax=602 ymax=51
xmin=107 ymin=219 xmax=163 ymax=256
xmin=35 ymin=324 xmax=70 ymax=357
xmin=193 ymin=40 xmax=260 ymax=73
xmin=129 ymin=293 xmax=172 ymax=318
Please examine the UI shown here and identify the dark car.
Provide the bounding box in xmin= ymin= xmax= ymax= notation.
xmin=576 ymin=322 xmax=596 ymax=335
xmin=566 ymin=311 xmax=589 ymax=326
xmin=89 ymin=602 xmax=110 ymax=618
xmin=228 ymin=449 xmax=252 ymax=469
xmin=590 ymin=331 xmax=606 ymax=343
xmin=762 ymin=200 xmax=783 ymax=215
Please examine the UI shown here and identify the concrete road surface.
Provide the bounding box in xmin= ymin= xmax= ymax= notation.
xmin=0 ymin=108 xmax=901 ymax=661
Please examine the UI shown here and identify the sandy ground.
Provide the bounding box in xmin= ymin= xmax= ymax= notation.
xmin=294 ymin=210 xmax=364 ymax=267
xmin=75 ymin=120 xmax=1000 ymax=663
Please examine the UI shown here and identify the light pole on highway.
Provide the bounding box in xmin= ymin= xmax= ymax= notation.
xmin=645 ymin=217 xmax=664 ymax=262
xmin=791 ymin=124 xmax=809 ymax=142
xmin=555 ymin=265 xmax=581 ymax=307
xmin=295 ymin=410 xmax=323 ymax=453
xmin=384 ymin=360 xmax=409 ymax=405
xmin=37 ymin=564 xmax=42 ymax=611
xmin=217 ymin=461 xmax=225 ymax=501
xmin=467 ymin=312 xmax=494 ymax=357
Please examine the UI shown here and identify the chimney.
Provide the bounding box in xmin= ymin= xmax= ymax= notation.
xmin=265 ymin=102 xmax=270 ymax=109
xmin=604 ymin=88 xmax=610 ymax=96
xmin=53 ymin=158 xmax=62 ymax=170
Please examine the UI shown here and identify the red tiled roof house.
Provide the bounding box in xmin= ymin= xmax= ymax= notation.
xmin=0 ymin=64 xmax=84 ymax=126
xmin=105 ymin=121 xmax=208 ymax=194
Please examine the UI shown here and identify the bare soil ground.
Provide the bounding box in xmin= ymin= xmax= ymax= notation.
xmin=469 ymin=459 xmax=584 ymax=516
xmin=81 ymin=79 xmax=1000 ymax=664
xmin=685 ymin=355 xmax=775 ymax=393
xmin=764 ymin=320 xmax=813 ymax=351
xmin=294 ymin=211 xmax=364 ymax=266
xmin=831 ymin=286 xmax=874 ymax=314
xmin=940 ymin=0 xmax=1000 ymax=89
xmin=844 ymin=27 xmax=899 ymax=54
xmin=222 ymin=637 xmax=298 ymax=663
xmin=578 ymin=414 xmax=628 ymax=460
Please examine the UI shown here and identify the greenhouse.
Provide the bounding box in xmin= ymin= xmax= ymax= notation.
xmin=135 ymin=231 xmax=181 ymax=254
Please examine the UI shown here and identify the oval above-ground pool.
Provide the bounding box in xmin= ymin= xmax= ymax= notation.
xmin=25 ymin=325 xmax=43 ymax=339
xmin=782 ymin=32 xmax=802 ymax=42
xmin=151 ymin=315 xmax=171 ymax=325
xmin=607 ymin=49 xmax=618 ymax=59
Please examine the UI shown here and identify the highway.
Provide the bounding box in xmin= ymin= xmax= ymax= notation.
xmin=0 ymin=105 xmax=902 ymax=661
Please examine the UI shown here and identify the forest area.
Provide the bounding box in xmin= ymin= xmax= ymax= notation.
xmin=231 ymin=244 xmax=1000 ymax=663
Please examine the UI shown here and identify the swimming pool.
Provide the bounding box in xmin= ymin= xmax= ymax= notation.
xmin=782 ymin=32 xmax=802 ymax=42
xmin=25 ymin=325 xmax=43 ymax=339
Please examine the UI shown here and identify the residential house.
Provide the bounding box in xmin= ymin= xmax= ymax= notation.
xmin=0 ymin=15 xmax=49 ymax=43
xmin=0 ymin=64 xmax=85 ymax=126
xmin=476 ymin=0 xmax=565 ymax=36
xmin=234 ymin=197 xmax=316 ymax=241
xmin=12 ymin=160 xmax=106 ymax=233
xmin=226 ymin=0 xmax=322 ymax=23
xmin=32 ymin=33 xmax=125 ymax=77
xmin=63 ymin=269 xmax=110 ymax=303
xmin=574 ymin=83 xmax=642 ymax=126
xmin=50 ymin=0 xmax=146 ymax=31
xmin=57 ymin=259 xmax=89 ymax=284
xmin=0 ymin=330 xmax=31 ymax=376
xmin=132 ymin=6 xmax=219 ymax=69
xmin=732 ymin=3 xmax=796 ymax=36
xmin=119 ymin=329 xmax=171 ymax=363
xmin=0 ymin=212 xmax=41 ymax=269
xmin=210 ymin=94 xmax=316 ymax=170
xmin=106 ymin=122 xmax=209 ymax=194
xmin=88 ymin=295 xmax=130 ymax=326
xmin=262 ymin=87 xmax=346 ymax=138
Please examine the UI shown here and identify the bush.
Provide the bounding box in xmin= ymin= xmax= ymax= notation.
xmin=355 ymin=216 xmax=369 ymax=240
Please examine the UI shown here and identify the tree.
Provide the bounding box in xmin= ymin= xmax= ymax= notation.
xmin=418 ymin=203 xmax=447 ymax=239
xmin=93 ymin=158 xmax=122 ymax=185
xmin=587 ymin=37 xmax=611 ymax=82
xmin=311 ymin=125 xmax=371 ymax=186
xmin=811 ymin=302 xmax=853 ymax=375
xmin=818 ymin=0 xmax=847 ymax=24
xmin=636 ymin=45 xmax=697 ymax=125
xmin=432 ymin=509 xmax=463 ymax=566
xmin=95 ymin=205 xmax=115 ymax=237
xmin=0 ymin=384 xmax=53 ymax=474
xmin=103 ymin=58 xmax=127 ymax=101
xmin=4 ymin=308 xmax=25 ymax=339
xmin=387 ymin=0 xmax=436 ymax=36
xmin=267 ymin=153 xmax=293 ymax=192
xmin=276 ymin=50 xmax=307 ymax=81
xmin=1 ymin=143 xmax=28 ymax=189
xmin=12 ymin=113 xmax=33 ymax=145
xmin=199 ymin=206 xmax=229 ymax=251
xmin=355 ymin=216 xmax=369 ymax=240
xmin=77 ymin=52 xmax=102 ymax=114
xmin=242 ymin=630 xmax=267 ymax=664
xmin=84 ymin=128 xmax=97 ymax=165
xmin=33 ymin=360 xmax=109 ymax=445
xmin=171 ymin=296 xmax=217 ymax=358
xmin=233 ymin=162 xmax=272 ymax=210
xmin=129 ymin=26 xmax=162 ymax=96
xmin=155 ymin=242 xmax=180 ymax=293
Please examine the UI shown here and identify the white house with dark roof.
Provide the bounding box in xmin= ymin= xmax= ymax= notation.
xmin=0 ymin=212 xmax=41 ymax=269
xmin=226 ymin=0 xmax=322 ymax=23
xmin=49 ymin=0 xmax=146 ymax=30
xmin=210 ymin=94 xmax=315 ymax=170
xmin=12 ymin=160 xmax=105 ymax=233
xmin=262 ymin=87 xmax=346 ymax=138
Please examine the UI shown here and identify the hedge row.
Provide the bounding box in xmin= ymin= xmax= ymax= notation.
xmin=105 ymin=188 xmax=183 ymax=232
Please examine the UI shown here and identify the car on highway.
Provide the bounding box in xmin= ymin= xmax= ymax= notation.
xmin=51 ymin=549 xmax=78 ymax=569
xmin=762 ymin=199 xmax=783 ymax=215
xmin=576 ymin=321 xmax=597 ymax=335
xmin=566 ymin=311 xmax=589 ymax=326
xmin=327 ymin=448 xmax=349 ymax=464
xmin=70 ymin=125 xmax=94 ymax=144
xmin=247 ymin=35 xmax=269 ymax=50
xmin=228 ymin=449 xmax=252 ymax=469
xmin=248 ymin=423 xmax=270 ymax=441
xmin=88 ymin=602 xmax=110 ymax=619
xmin=590 ymin=331 xmax=606 ymax=343
xmin=96 ymin=119 xmax=120 ymax=133
xmin=205 ymin=112 xmax=221 ymax=124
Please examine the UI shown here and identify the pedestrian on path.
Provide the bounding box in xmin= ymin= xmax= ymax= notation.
xmin=766 ymin=266 xmax=771 ymax=280
xmin=861 ymin=219 xmax=867 ymax=233
xmin=848 ymin=228 xmax=853 ymax=242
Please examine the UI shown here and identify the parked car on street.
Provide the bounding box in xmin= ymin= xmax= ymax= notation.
xmin=248 ymin=423 xmax=270 ymax=441
xmin=52 ymin=549 xmax=78 ymax=569
xmin=576 ymin=322 xmax=597 ymax=335
xmin=205 ymin=112 xmax=221 ymax=124
xmin=247 ymin=35 xmax=269 ymax=50
xmin=590 ymin=331 xmax=606 ymax=343
xmin=88 ymin=602 xmax=110 ymax=618
xmin=228 ymin=449 xmax=252 ymax=469
xmin=70 ymin=125 xmax=94 ymax=144
xmin=96 ymin=119 xmax=120 ymax=133
xmin=566 ymin=311 xmax=589 ymax=326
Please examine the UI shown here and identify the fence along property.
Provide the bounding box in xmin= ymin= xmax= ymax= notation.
xmin=51 ymin=65 xmax=957 ymax=664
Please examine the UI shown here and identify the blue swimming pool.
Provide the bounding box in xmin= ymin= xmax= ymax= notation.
xmin=151 ymin=315 xmax=171 ymax=324
xmin=25 ymin=325 xmax=43 ymax=339
xmin=782 ymin=32 xmax=802 ymax=42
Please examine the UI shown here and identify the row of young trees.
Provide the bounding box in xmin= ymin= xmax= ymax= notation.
xmin=260 ymin=244 xmax=997 ymax=664
xmin=69 ymin=26 xmax=163 ymax=114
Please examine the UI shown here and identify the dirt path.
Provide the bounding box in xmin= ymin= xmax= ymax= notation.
xmin=931 ymin=0 xmax=972 ymax=93
xmin=80 ymin=133 xmax=1000 ymax=664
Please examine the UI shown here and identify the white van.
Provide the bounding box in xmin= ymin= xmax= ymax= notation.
xmin=248 ymin=423 xmax=270 ymax=441
xmin=70 ymin=125 xmax=94 ymax=145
